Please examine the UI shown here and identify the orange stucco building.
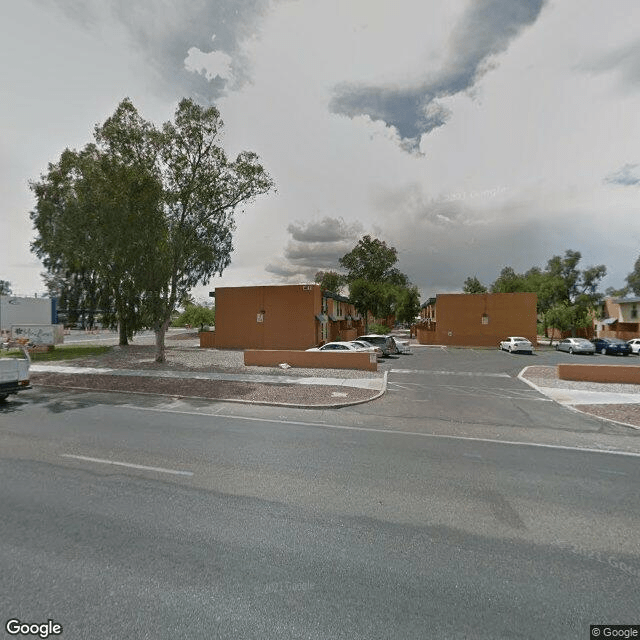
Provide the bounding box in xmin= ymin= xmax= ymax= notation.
xmin=208 ymin=284 xmax=365 ymax=350
xmin=416 ymin=292 xmax=537 ymax=347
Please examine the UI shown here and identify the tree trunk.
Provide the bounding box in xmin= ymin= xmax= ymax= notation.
xmin=154 ymin=317 xmax=171 ymax=363
xmin=118 ymin=322 xmax=128 ymax=346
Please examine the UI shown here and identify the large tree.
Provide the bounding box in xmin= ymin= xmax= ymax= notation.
xmin=462 ymin=276 xmax=487 ymax=294
xmin=339 ymin=235 xmax=399 ymax=283
xmin=31 ymin=142 xmax=167 ymax=344
xmin=339 ymin=235 xmax=418 ymax=330
xmin=314 ymin=270 xmax=343 ymax=293
xmin=625 ymin=255 xmax=640 ymax=296
xmin=31 ymin=98 xmax=274 ymax=361
xmin=467 ymin=250 xmax=606 ymax=338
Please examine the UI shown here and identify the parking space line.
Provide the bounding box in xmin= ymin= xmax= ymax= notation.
xmin=391 ymin=369 xmax=511 ymax=378
xmin=60 ymin=454 xmax=194 ymax=477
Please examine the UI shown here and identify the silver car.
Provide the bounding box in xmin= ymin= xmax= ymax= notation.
xmin=555 ymin=337 xmax=595 ymax=355
xmin=358 ymin=334 xmax=396 ymax=356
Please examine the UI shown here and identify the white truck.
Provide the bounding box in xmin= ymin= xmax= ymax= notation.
xmin=0 ymin=346 xmax=31 ymax=402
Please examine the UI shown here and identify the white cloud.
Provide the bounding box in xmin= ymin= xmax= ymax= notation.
xmin=184 ymin=38 xmax=234 ymax=82
xmin=3 ymin=0 xmax=640 ymax=303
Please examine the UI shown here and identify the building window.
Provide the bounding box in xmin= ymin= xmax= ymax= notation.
xmin=481 ymin=313 xmax=489 ymax=325
xmin=632 ymin=304 xmax=637 ymax=319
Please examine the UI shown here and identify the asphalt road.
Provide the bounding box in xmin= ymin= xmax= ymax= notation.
xmin=1 ymin=346 xmax=639 ymax=639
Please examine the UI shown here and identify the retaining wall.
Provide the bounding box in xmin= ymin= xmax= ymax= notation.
xmin=199 ymin=331 xmax=216 ymax=348
xmin=244 ymin=350 xmax=377 ymax=371
xmin=558 ymin=364 xmax=640 ymax=385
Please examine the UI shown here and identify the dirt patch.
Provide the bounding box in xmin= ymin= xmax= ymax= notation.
xmin=31 ymin=372 xmax=379 ymax=407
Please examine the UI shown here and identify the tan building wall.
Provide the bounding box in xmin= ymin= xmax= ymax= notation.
xmin=213 ymin=284 xmax=322 ymax=350
xmin=417 ymin=292 xmax=537 ymax=347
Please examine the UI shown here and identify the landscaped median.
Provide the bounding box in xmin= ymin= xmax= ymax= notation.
xmin=558 ymin=363 xmax=640 ymax=385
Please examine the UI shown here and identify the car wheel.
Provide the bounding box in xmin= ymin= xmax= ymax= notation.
xmin=600 ymin=347 xmax=607 ymax=355
xmin=568 ymin=347 xmax=573 ymax=354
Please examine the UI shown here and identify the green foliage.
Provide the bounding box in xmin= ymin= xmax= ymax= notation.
xmin=394 ymin=285 xmax=421 ymax=324
xmin=339 ymin=235 xmax=398 ymax=283
xmin=2 ymin=345 xmax=111 ymax=361
xmin=0 ymin=280 xmax=11 ymax=295
xmin=625 ymin=255 xmax=640 ymax=296
xmin=314 ymin=270 xmax=343 ymax=293
xmin=473 ymin=250 xmax=606 ymax=336
xmin=173 ymin=304 xmax=215 ymax=331
xmin=368 ymin=323 xmax=390 ymax=334
xmin=339 ymin=236 xmax=419 ymax=329
xmin=605 ymin=286 xmax=629 ymax=298
xmin=462 ymin=276 xmax=487 ymax=294
xmin=30 ymin=97 xmax=274 ymax=361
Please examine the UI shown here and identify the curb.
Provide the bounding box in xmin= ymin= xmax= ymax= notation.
xmin=30 ymin=371 xmax=388 ymax=409
xmin=518 ymin=366 xmax=640 ymax=431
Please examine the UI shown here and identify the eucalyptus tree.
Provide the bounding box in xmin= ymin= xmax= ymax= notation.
xmin=31 ymin=98 xmax=274 ymax=360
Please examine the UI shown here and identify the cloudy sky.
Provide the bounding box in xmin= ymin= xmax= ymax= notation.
xmin=2 ymin=0 xmax=640 ymax=301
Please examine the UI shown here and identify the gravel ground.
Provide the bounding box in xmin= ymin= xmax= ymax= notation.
xmin=521 ymin=365 xmax=640 ymax=428
xmin=29 ymin=338 xmax=384 ymax=407
xmin=74 ymin=339 xmax=382 ymax=380
xmin=31 ymin=372 xmax=379 ymax=406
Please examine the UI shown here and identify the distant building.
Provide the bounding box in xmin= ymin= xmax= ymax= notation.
xmin=203 ymin=284 xmax=365 ymax=350
xmin=415 ymin=292 xmax=537 ymax=347
xmin=595 ymin=297 xmax=640 ymax=340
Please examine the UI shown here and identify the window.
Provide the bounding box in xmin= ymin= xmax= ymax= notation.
xmin=631 ymin=304 xmax=637 ymax=319
xmin=481 ymin=313 xmax=489 ymax=325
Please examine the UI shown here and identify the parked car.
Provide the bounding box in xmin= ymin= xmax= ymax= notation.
xmin=627 ymin=338 xmax=640 ymax=354
xmin=591 ymin=337 xmax=631 ymax=356
xmin=357 ymin=334 xmax=396 ymax=356
xmin=555 ymin=337 xmax=595 ymax=355
xmin=306 ymin=341 xmax=367 ymax=353
xmin=350 ymin=340 xmax=384 ymax=359
xmin=499 ymin=336 xmax=534 ymax=354
xmin=389 ymin=336 xmax=411 ymax=354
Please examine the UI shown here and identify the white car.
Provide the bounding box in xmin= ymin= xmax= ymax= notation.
xmin=306 ymin=341 xmax=377 ymax=354
xmin=390 ymin=336 xmax=411 ymax=354
xmin=349 ymin=340 xmax=384 ymax=358
xmin=627 ymin=338 xmax=640 ymax=354
xmin=499 ymin=336 xmax=534 ymax=354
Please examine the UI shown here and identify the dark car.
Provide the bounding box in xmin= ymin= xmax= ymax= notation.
xmin=591 ymin=337 xmax=632 ymax=356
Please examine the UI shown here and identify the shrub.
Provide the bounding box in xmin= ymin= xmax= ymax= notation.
xmin=368 ymin=323 xmax=390 ymax=334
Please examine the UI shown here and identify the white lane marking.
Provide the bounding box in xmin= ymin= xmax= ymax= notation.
xmin=391 ymin=369 xmax=510 ymax=378
xmin=597 ymin=468 xmax=628 ymax=476
xmin=387 ymin=383 xmax=416 ymax=391
xmin=116 ymin=405 xmax=640 ymax=459
xmin=60 ymin=454 xmax=194 ymax=477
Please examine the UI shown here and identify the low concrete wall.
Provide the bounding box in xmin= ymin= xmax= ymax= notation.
xmin=558 ymin=364 xmax=640 ymax=384
xmin=244 ymin=350 xmax=377 ymax=371
xmin=199 ymin=331 xmax=216 ymax=348
xmin=416 ymin=326 xmax=437 ymax=344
